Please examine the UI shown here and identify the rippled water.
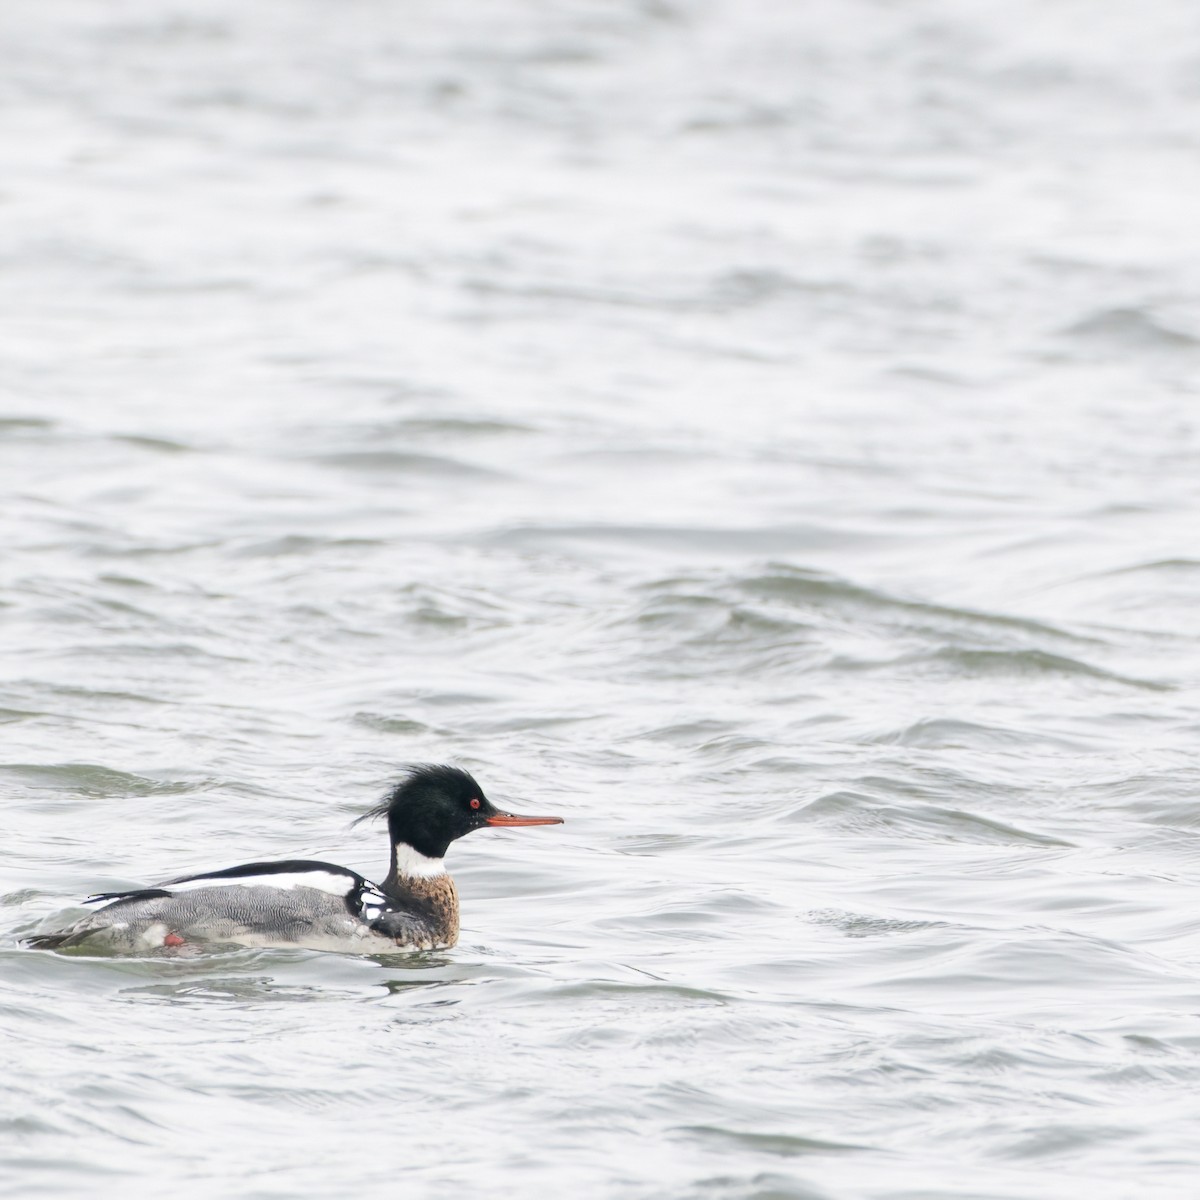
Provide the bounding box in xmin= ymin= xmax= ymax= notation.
xmin=4 ymin=2 xmax=1200 ymax=1197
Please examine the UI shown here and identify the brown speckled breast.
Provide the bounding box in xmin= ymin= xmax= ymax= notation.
xmin=392 ymin=874 xmax=459 ymax=948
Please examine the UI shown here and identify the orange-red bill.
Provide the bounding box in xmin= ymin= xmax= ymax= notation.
xmin=484 ymin=812 xmax=564 ymax=827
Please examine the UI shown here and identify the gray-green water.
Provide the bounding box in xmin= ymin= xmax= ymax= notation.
xmin=4 ymin=2 xmax=1200 ymax=1197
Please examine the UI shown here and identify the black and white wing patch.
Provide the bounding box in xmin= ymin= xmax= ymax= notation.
xmin=349 ymin=880 xmax=392 ymax=923
xmin=345 ymin=881 xmax=433 ymax=944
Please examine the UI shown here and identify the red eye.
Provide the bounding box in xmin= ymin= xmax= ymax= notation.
xmin=470 ymin=798 xmax=481 ymax=810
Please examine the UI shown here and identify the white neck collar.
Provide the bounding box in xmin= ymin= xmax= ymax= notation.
xmin=392 ymin=842 xmax=446 ymax=879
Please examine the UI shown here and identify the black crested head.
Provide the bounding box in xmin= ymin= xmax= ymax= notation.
xmin=358 ymin=764 xmax=497 ymax=859
xmin=357 ymin=764 xmax=564 ymax=880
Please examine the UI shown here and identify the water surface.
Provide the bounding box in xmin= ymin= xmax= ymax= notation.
xmin=4 ymin=2 xmax=1200 ymax=1197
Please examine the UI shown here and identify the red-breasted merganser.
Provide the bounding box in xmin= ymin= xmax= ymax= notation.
xmin=28 ymin=765 xmax=563 ymax=954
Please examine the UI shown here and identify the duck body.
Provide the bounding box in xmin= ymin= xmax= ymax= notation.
xmin=31 ymin=859 xmax=458 ymax=954
xmin=29 ymin=765 xmax=560 ymax=956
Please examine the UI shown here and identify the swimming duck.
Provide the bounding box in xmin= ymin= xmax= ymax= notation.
xmin=28 ymin=764 xmax=562 ymax=954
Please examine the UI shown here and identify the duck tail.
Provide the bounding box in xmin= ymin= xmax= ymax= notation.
xmin=24 ymin=931 xmax=75 ymax=950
